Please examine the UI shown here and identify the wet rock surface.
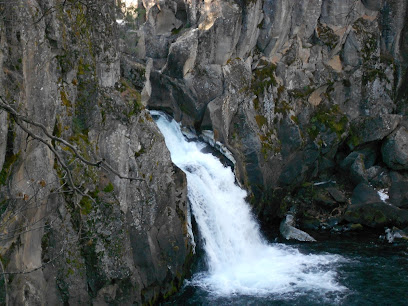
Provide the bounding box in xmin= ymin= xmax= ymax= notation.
xmin=1 ymin=0 xmax=408 ymax=303
xmin=280 ymin=215 xmax=316 ymax=242
xmin=122 ymin=0 xmax=408 ymax=243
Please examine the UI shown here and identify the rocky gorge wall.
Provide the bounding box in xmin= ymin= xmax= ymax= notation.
xmin=0 ymin=0 xmax=408 ymax=304
xmin=0 ymin=0 xmax=192 ymax=304
xmin=123 ymin=0 xmax=408 ymax=236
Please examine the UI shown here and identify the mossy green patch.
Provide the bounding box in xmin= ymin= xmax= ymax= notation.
xmin=353 ymin=18 xmax=378 ymax=61
xmin=80 ymin=196 xmax=93 ymax=215
xmin=251 ymin=61 xmax=277 ymax=99
xmin=0 ymin=153 xmax=20 ymax=186
xmin=163 ymin=281 xmax=179 ymax=300
xmin=307 ymin=105 xmax=348 ymax=141
xmin=255 ymin=115 xmax=268 ymax=128
xmin=258 ymin=131 xmax=281 ymax=159
xmin=362 ymin=68 xmax=388 ymax=85
xmin=103 ymin=182 xmax=114 ymax=193
xmin=275 ymin=100 xmax=293 ymax=115
xmin=60 ymin=90 xmax=72 ymax=108
xmin=291 ymin=86 xmax=315 ymax=99
xmin=116 ymin=78 xmax=143 ymax=118
xmin=316 ymin=23 xmax=339 ymax=49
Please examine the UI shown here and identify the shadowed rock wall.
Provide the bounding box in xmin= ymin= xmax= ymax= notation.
xmin=126 ymin=0 xmax=408 ymax=232
xmin=0 ymin=0 xmax=192 ymax=304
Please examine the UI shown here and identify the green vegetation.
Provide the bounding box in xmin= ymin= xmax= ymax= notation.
xmin=255 ymin=115 xmax=268 ymax=128
xmin=116 ymin=78 xmax=143 ymax=118
xmin=275 ymin=100 xmax=293 ymax=116
xmin=353 ymin=18 xmax=377 ymax=61
xmin=163 ymin=281 xmax=179 ymax=300
xmin=171 ymin=25 xmax=183 ymax=35
xmin=0 ymin=153 xmax=19 ymax=186
xmin=352 ymin=17 xmax=392 ymax=88
xmin=307 ymin=105 xmax=348 ymax=141
xmin=316 ymin=23 xmax=339 ymax=49
xmin=362 ymin=68 xmax=388 ymax=85
xmin=103 ymin=182 xmax=114 ymax=193
xmin=80 ymin=196 xmax=93 ymax=215
xmin=291 ymin=85 xmax=315 ymax=99
xmin=251 ymin=61 xmax=277 ymax=108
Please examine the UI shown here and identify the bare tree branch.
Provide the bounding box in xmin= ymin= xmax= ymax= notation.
xmin=0 ymin=246 xmax=65 ymax=275
xmin=0 ymin=96 xmax=144 ymax=182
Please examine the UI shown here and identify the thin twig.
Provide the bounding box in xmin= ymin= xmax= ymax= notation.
xmin=0 ymin=246 xmax=64 ymax=275
xmin=0 ymin=97 xmax=144 ymax=182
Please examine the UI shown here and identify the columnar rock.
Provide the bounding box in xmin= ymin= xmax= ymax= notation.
xmin=382 ymin=126 xmax=408 ymax=170
xmin=133 ymin=0 xmax=408 ymax=228
xmin=2 ymin=0 xmax=408 ymax=302
xmin=0 ymin=0 xmax=192 ymax=304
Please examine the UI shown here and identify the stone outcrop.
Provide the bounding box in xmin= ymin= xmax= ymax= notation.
xmin=123 ymin=0 xmax=408 ymax=234
xmin=382 ymin=126 xmax=408 ymax=170
xmin=280 ymin=214 xmax=316 ymax=242
xmin=1 ymin=0 xmax=408 ymax=302
xmin=0 ymin=0 xmax=192 ymax=304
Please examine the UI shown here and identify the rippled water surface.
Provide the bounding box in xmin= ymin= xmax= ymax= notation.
xmin=167 ymin=238 xmax=408 ymax=305
xmin=152 ymin=111 xmax=408 ymax=306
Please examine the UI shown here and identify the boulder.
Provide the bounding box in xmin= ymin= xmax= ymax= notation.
xmin=279 ymin=146 xmax=320 ymax=186
xmin=361 ymin=0 xmax=383 ymax=11
xmin=351 ymin=183 xmax=381 ymax=205
xmin=340 ymin=151 xmax=363 ymax=170
xmin=341 ymin=31 xmax=361 ymax=67
xmin=368 ymin=167 xmax=391 ymax=188
xmin=389 ymin=172 xmax=408 ymax=208
xmin=345 ymin=202 xmax=408 ymax=228
xmin=384 ymin=227 xmax=408 ymax=243
xmin=350 ymin=154 xmax=368 ymax=184
xmin=162 ymin=29 xmax=198 ymax=79
xmin=280 ymin=215 xmax=316 ymax=242
xmin=341 ymin=145 xmax=377 ymax=171
xmin=327 ymin=187 xmax=347 ymax=203
xmin=300 ymin=217 xmax=321 ymax=231
xmin=366 ymin=166 xmax=382 ymax=181
xmin=350 ymin=115 xmax=401 ymax=146
xmin=381 ymin=126 xmax=408 ymax=170
xmin=313 ymin=189 xmax=337 ymax=207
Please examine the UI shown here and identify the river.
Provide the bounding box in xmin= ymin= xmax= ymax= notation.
xmin=151 ymin=111 xmax=408 ymax=305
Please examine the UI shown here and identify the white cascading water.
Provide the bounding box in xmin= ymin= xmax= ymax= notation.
xmin=151 ymin=111 xmax=346 ymax=297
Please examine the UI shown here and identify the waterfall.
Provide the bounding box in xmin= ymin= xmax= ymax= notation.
xmin=151 ymin=111 xmax=346 ymax=297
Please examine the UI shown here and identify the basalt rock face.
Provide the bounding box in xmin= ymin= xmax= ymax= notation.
xmin=124 ymin=0 xmax=408 ymax=232
xmin=0 ymin=0 xmax=192 ymax=304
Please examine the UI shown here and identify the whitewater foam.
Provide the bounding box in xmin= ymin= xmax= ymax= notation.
xmin=151 ymin=111 xmax=346 ymax=297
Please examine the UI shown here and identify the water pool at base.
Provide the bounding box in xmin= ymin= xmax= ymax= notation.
xmin=151 ymin=111 xmax=408 ymax=305
xmin=167 ymin=238 xmax=408 ymax=305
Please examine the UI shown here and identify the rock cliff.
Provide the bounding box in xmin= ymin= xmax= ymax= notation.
xmin=123 ymin=0 xmax=408 ymax=235
xmin=0 ymin=0 xmax=192 ymax=304
xmin=1 ymin=0 xmax=408 ymax=303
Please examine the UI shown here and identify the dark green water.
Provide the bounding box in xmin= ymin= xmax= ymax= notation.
xmin=153 ymin=112 xmax=408 ymax=306
xmin=167 ymin=237 xmax=408 ymax=305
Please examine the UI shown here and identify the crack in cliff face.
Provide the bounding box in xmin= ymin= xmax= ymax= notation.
xmin=120 ymin=0 xmax=408 ymax=239
xmin=0 ymin=0 xmax=192 ymax=304
xmin=0 ymin=0 xmax=408 ymax=303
